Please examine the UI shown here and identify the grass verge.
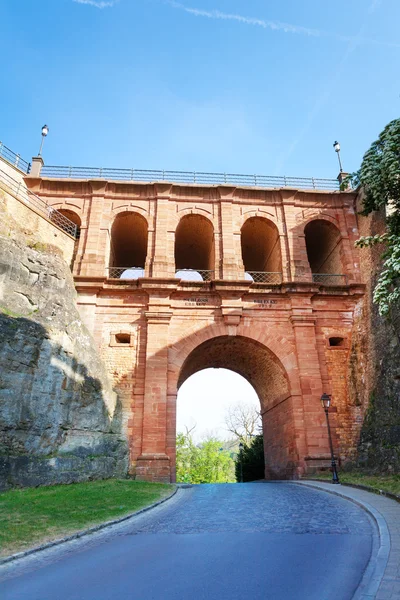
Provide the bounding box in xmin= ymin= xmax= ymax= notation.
xmin=309 ymin=471 xmax=400 ymax=497
xmin=0 ymin=479 xmax=174 ymax=558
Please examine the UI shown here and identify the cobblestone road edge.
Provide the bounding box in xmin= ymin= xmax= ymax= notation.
xmin=296 ymin=481 xmax=391 ymax=600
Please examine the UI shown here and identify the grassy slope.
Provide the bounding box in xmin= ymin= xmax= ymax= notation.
xmin=0 ymin=479 xmax=174 ymax=557
xmin=310 ymin=471 xmax=400 ymax=496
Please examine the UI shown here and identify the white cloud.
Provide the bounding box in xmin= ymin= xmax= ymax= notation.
xmin=166 ymin=1 xmax=399 ymax=49
xmin=167 ymin=1 xmax=326 ymax=38
xmin=73 ymin=0 xmax=118 ymax=8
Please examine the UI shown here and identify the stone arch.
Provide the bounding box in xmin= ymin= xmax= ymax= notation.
xmin=170 ymin=330 xmax=303 ymax=480
xmin=239 ymin=209 xmax=279 ymax=229
xmin=111 ymin=205 xmax=150 ymax=223
xmin=109 ymin=211 xmax=148 ymax=276
xmin=174 ymin=213 xmax=215 ymax=276
xmin=175 ymin=206 xmax=214 ymax=220
xmin=240 ymin=216 xmax=282 ymax=276
xmin=298 ymin=211 xmax=340 ymax=231
xmin=304 ymin=218 xmax=345 ymax=276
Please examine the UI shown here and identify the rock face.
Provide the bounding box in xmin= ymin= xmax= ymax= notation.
xmin=347 ymin=204 xmax=400 ymax=472
xmin=0 ymin=229 xmax=128 ymax=489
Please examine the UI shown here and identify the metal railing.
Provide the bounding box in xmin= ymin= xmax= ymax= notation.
xmin=175 ymin=269 xmax=214 ymax=282
xmin=107 ymin=267 xmax=145 ymax=279
xmin=245 ymin=271 xmax=283 ymax=284
xmin=0 ymin=167 xmax=78 ymax=238
xmin=312 ymin=273 xmax=348 ymax=286
xmin=40 ymin=164 xmax=339 ymax=191
xmin=0 ymin=142 xmax=30 ymax=174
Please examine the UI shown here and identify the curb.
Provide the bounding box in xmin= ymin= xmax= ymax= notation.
xmin=295 ymin=480 xmax=390 ymax=600
xmin=0 ymin=485 xmax=178 ymax=567
xmin=306 ymin=478 xmax=400 ymax=504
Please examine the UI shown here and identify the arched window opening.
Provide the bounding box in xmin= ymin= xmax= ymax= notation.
xmin=50 ymin=209 xmax=81 ymax=269
xmin=304 ymin=220 xmax=346 ymax=285
xmin=109 ymin=212 xmax=148 ymax=279
xmin=175 ymin=214 xmax=215 ymax=281
xmin=241 ymin=218 xmax=282 ymax=283
xmin=52 ymin=209 xmax=81 ymax=239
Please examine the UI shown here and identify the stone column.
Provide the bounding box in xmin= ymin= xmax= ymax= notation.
xmin=136 ymin=295 xmax=173 ymax=482
xmin=281 ymin=192 xmax=313 ymax=283
xmin=219 ymin=187 xmax=241 ymax=279
xmin=79 ymin=181 xmax=109 ymax=277
xmin=290 ymin=303 xmax=331 ymax=473
xmin=150 ymin=184 xmax=175 ymax=278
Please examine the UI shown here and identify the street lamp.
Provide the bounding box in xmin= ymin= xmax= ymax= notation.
xmin=238 ymin=442 xmax=244 ymax=483
xmin=38 ymin=124 xmax=49 ymax=156
xmin=333 ymin=140 xmax=343 ymax=173
xmin=320 ymin=393 xmax=340 ymax=484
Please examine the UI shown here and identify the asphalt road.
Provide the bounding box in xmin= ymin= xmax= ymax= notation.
xmin=1 ymin=482 xmax=374 ymax=600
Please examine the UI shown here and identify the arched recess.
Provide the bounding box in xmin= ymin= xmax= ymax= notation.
xmin=109 ymin=212 xmax=148 ymax=278
xmin=51 ymin=209 xmax=81 ymax=269
xmin=304 ymin=219 xmax=345 ymax=281
xmin=175 ymin=214 xmax=215 ymax=280
xmin=241 ymin=217 xmax=282 ymax=282
xmin=173 ymin=335 xmax=300 ymax=481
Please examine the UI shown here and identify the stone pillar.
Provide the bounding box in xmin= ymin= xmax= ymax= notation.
xmin=150 ymin=184 xmax=175 ymax=278
xmin=136 ymin=300 xmax=173 ymax=482
xmin=219 ymin=187 xmax=241 ymax=279
xmin=79 ymin=182 xmax=109 ymax=277
xmin=281 ymin=192 xmax=313 ymax=283
xmin=290 ymin=304 xmax=331 ymax=474
xmin=29 ymin=156 xmax=44 ymax=178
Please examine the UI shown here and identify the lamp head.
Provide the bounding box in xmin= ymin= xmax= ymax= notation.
xmin=41 ymin=124 xmax=49 ymax=137
xmin=321 ymin=393 xmax=331 ymax=410
xmin=333 ymin=140 xmax=340 ymax=153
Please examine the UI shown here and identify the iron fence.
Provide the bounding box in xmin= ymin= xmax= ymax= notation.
xmin=40 ymin=164 xmax=339 ymax=191
xmin=0 ymin=142 xmax=30 ymax=174
xmin=175 ymin=269 xmax=214 ymax=282
xmin=107 ymin=267 xmax=145 ymax=279
xmin=245 ymin=271 xmax=283 ymax=284
xmin=0 ymin=167 xmax=78 ymax=238
xmin=312 ymin=273 xmax=348 ymax=286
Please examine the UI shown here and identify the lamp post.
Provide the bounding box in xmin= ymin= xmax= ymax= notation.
xmin=239 ymin=442 xmax=244 ymax=483
xmin=320 ymin=393 xmax=340 ymax=484
xmin=38 ymin=124 xmax=49 ymax=156
xmin=333 ymin=140 xmax=343 ymax=173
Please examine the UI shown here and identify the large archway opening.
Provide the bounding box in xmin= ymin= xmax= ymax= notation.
xmin=174 ymin=335 xmax=297 ymax=482
xmin=241 ymin=217 xmax=282 ymax=283
xmin=177 ymin=368 xmax=262 ymax=483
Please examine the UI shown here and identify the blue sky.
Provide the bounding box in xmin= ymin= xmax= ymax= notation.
xmin=1 ymin=0 xmax=399 ymax=178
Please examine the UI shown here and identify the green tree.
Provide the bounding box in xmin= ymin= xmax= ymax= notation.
xmin=345 ymin=118 xmax=400 ymax=316
xmin=176 ymin=430 xmax=235 ymax=483
xmin=235 ymin=435 xmax=265 ymax=482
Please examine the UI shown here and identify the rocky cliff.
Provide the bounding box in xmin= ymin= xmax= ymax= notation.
xmin=347 ymin=201 xmax=400 ymax=472
xmin=0 ymin=192 xmax=128 ymax=489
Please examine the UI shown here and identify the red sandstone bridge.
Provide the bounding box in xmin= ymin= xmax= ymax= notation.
xmin=0 ymin=143 xmax=365 ymax=483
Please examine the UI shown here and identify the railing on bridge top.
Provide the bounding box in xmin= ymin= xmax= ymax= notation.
xmin=0 ymin=167 xmax=78 ymax=238
xmin=0 ymin=142 xmax=31 ymax=174
xmin=40 ymin=165 xmax=340 ymax=191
